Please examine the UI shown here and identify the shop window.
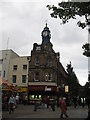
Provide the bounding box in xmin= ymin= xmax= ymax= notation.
xmin=45 ymin=73 xmax=52 ymax=82
xmin=34 ymin=72 xmax=39 ymax=81
xmin=23 ymin=65 xmax=27 ymax=70
xmin=12 ymin=75 xmax=16 ymax=83
xmin=13 ymin=65 xmax=17 ymax=70
xmin=22 ymin=75 xmax=26 ymax=83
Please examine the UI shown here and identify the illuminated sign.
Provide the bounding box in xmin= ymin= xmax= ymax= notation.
xmin=65 ymin=85 xmax=69 ymax=93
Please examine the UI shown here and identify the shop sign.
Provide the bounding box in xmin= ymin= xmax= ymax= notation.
xmin=13 ymin=86 xmax=27 ymax=92
xmin=65 ymin=85 xmax=69 ymax=93
xmin=29 ymin=85 xmax=57 ymax=92
xmin=29 ymin=85 xmax=45 ymax=91
xmin=45 ymin=86 xmax=51 ymax=91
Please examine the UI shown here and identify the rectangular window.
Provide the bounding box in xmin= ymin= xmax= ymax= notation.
xmin=0 ymin=59 xmax=3 ymax=64
xmin=45 ymin=73 xmax=52 ymax=82
xmin=13 ymin=65 xmax=17 ymax=70
xmin=23 ymin=65 xmax=27 ymax=70
xmin=46 ymin=59 xmax=52 ymax=67
xmin=34 ymin=72 xmax=39 ymax=81
xmin=35 ymin=57 xmax=39 ymax=65
xmin=3 ymin=70 xmax=5 ymax=78
xmin=0 ymin=71 xmax=1 ymax=76
xmin=12 ymin=75 xmax=16 ymax=83
xmin=22 ymin=75 xmax=26 ymax=83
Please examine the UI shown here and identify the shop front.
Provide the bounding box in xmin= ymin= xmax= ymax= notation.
xmin=28 ymin=85 xmax=57 ymax=104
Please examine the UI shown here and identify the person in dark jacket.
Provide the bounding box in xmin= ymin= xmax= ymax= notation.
xmin=51 ymin=99 xmax=55 ymax=111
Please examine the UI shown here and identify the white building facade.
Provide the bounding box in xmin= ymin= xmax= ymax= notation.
xmin=0 ymin=49 xmax=29 ymax=89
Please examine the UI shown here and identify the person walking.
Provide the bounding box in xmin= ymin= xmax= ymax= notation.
xmin=8 ymin=94 xmax=15 ymax=114
xmin=73 ymin=96 xmax=77 ymax=108
xmin=16 ymin=94 xmax=19 ymax=106
xmin=60 ymin=97 xmax=68 ymax=118
xmin=34 ymin=99 xmax=38 ymax=111
xmin=51 ymin=99 xmax=55 ymax=111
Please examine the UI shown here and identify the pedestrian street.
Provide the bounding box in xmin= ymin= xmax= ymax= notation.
xmin=2 ymin=104 xmax=88 ymax=119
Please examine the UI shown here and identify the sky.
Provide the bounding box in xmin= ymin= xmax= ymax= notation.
xmin=0 ymin=0 xmax=89 ymax=86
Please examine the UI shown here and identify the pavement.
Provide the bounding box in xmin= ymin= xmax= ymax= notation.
xmin=1 ymin=104 xmax=89 ymax=119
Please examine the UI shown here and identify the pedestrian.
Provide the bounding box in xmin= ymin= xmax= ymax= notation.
xmin=34 ymin=99 xmax=38 ymax=111
xmin=46 ymin=97 xmax=50 ymax=108
xmin=82 ymin=97 xmax=85 ymax=108
xmin=60 ymin=97 xmax=68 ymax=118
xmin=73 ymin=96 xmax=77 ymax=108
xmin=8 ymin=94 xmax=15 ymax=114
xmin=16 ymin=93 xmax=19 ymax=105
xmin=41 ymin=97 xmax=45 ymax=108
xmin=86 ymin=106 xmax=90 ymax=120
xmin=51 ymin=99 xmax=55 ymax=111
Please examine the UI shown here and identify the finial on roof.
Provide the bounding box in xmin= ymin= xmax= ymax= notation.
xmin=45 ymin=20 xmax=47 ymax=27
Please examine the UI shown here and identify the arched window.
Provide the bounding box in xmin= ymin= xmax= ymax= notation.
xmin=34 ymin=72 xmax=39 ymax=81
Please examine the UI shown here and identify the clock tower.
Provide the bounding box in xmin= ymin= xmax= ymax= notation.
xmin=41 ymin=23 xmax=51 ymax=45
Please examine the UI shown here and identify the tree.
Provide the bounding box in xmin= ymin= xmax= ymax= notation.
xmin=66 ymin=62 xmax=79 ymax=97
xmin=47 ymin=1 xmax=90 ymax=57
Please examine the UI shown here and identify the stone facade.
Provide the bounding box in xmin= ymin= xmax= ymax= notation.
xmin=0 ymin=49 xmax=29 ymax=88
xmin=28 ymin=24 xmax=68 ymax=97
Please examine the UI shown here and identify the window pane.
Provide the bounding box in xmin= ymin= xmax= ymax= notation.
xmin=23 ymin=65 xmax=27 ymax=70
xmin=0 ymin=71 xmax=1 ymax=76
xmin=12 ymin=75 xmax=16 ymax=83
xmin=45 ymin=73 xmax=52 ymax=81
xmin=22 ymin=75 xmax=26 ymax=83
xmin=46 ymin=59 xmax=52 ymax=67
xmin=0 ymin=59 xmax=3 ymax=64
xmin=3 ymin=70 xmax=5 ymax=78
xmin=13 ymin=65 xmax=17 ymax=70
xmin=34 ymin=72 xmax=39 ymax=81
xmin=35 ymin=57 xmax=39 ymax=65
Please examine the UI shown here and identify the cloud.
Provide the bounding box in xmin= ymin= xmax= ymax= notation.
xmin=1 ymin=1 xmax=88 ymax=85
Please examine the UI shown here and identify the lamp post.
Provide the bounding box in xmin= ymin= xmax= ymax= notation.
xmin=27 ymin=56 xmax=30 ymax=104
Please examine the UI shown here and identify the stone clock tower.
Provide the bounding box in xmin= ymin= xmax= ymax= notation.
xmin=41 ymin=23 xmax=51 ymax=45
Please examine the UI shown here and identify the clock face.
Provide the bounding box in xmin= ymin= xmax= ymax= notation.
xmin=43 ymin=31 xmax=48 ymax=37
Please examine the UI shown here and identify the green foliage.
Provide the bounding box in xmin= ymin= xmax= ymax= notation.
xmin=82 ymin=43 xmax=90 ymax=57
xmin=47 ymin=2 xmax=90 ymax=28
xmin=47 ymin=1 xmax=90 ymax=57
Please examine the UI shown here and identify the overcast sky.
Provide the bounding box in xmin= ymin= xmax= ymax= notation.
xmin=1 ymin=0 xmax=89 ymax=86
